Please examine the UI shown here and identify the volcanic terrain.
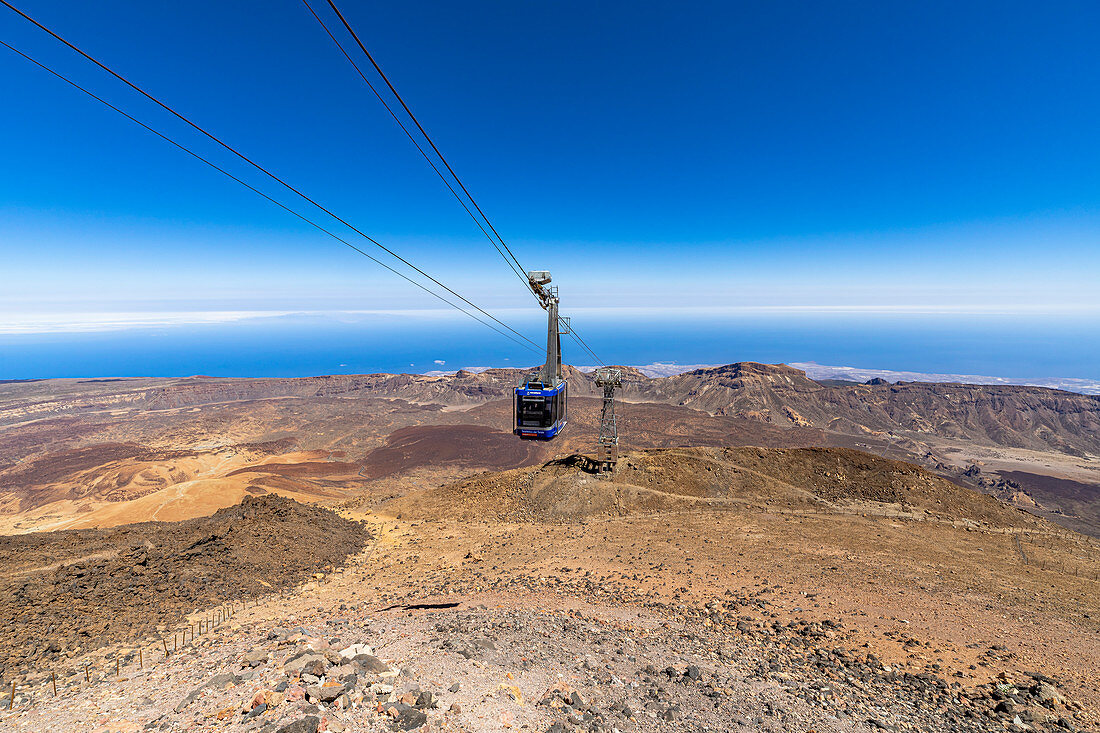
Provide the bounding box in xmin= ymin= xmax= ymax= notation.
xmin=0 ymin=364 xmax=1098 ymax=731
xmin=1 ymin=363 xmax=1097 ymax=535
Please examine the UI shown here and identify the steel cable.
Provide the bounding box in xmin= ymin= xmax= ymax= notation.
xmin=0 ymin=39 xmax=542 ymax=356
xmin=0 ymin=0 xmax=539 ymax=351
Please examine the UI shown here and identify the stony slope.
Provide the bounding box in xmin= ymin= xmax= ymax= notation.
xmin=1 ymin=481 xmax=1098 ymax=731
xmin=0 ymin=495 xmax=369 ymax=678
xmin=624 ymin=363 xmax=1100 ymax=456
xmin=398 ymin=446 xmax=1048 ymax=528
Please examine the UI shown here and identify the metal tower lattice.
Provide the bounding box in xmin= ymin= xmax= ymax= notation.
xmin=594 ymin=367 xmax=622 ymax=473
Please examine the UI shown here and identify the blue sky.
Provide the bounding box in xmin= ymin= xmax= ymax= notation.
xmin=2 ymin=1 xmax=1099 ymax=348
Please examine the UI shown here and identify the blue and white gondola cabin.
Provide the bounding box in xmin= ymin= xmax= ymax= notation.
xmin=513 ymin=270 xmax=569 ymax=441
xmin=514 ymin=379 xmax=568 ymax=440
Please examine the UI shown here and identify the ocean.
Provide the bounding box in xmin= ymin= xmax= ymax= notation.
xmin=1 ymin=311 xmax=1098 ymax=382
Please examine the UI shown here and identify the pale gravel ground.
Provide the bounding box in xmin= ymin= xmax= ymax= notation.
xmin=0 ymin=596 xmax=868 ymax=733
xmin=3 ymin=514 xmax=1095 ymax=733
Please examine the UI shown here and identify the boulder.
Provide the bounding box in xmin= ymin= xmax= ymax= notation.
xmin=284 ymin=653 xmax=327 ymax=676
xmin=352 ymin=654 xmax=390 ymax=674
xmin=307 ymin=682 xmax=345 ymax=703
xmin=243 ymin=650 xmax=269 ymax=667
xmin=1035 ymin=683 xmax=1065 ymax=708
xmin=339 ymin=643 xmax=373 ymax=660
xmin=276 ymin=717 xmax=320 ymax=733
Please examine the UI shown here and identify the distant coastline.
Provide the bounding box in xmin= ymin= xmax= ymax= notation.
xmin=423 ymin=362 xmax=1100 ymax=396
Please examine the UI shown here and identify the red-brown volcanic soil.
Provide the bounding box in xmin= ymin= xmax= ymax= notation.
xmin=358 ymin=424 xmax=548 ymax=479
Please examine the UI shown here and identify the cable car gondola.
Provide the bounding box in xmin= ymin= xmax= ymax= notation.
xmin=514 ymin=271 xmax=568 ymax=440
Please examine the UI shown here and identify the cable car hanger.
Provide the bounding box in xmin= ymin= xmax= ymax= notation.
xmin=513 ymin=271 xmax=570 ymax=441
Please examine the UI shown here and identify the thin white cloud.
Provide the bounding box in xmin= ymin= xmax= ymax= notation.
xmin=0 ymin=308 xmax=487 ymax=335
xmin=0 ymin=310 xmax=294 ymax=335
xmin=2 ymin=301 xmax=1097 ymax=336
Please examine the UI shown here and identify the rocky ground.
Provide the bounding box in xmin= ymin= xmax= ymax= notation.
xmin=2 ymin=584 xmax=1089 ymax=733
xmin=0 ymin=503 xmax=1095 ymax=733
xmin=0 ymin=496 xmax=369 ymax=678
xmin=1 ymin=441 xmax=1098 ymax=732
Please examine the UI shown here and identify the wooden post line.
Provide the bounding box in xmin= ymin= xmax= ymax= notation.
xmin=4 ymin=596 xmax=260 ymax=712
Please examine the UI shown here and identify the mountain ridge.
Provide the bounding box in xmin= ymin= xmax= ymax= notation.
xmin=3 ymin=362 xmax=1098 ymax=456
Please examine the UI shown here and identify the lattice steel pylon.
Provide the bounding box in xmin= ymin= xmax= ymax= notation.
xmin=594 ymin=367 xmax=622 ymax=474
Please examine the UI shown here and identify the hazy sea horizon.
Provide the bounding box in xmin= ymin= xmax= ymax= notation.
xmin=1 ymin=311 xmax=1098 ymax=384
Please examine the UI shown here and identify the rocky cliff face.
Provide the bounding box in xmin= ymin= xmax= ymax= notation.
xmin=624 ymin=363 xmax=1100 ymax=456
xmin=621 ymin=362 xmax=825 ymax=417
